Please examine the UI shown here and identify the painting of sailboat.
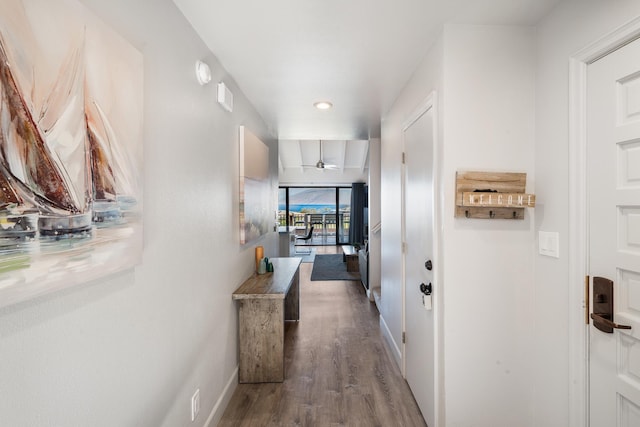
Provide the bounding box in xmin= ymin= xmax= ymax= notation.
xmin=0 ymin=0 xmax=143 ymax=307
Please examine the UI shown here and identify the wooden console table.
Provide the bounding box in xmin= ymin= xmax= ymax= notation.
xmin=232 ymin=257 xmax=302 ymax=383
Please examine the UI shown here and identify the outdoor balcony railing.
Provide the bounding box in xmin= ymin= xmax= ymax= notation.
xmin=278 ymin=211 xmax=350 ymax=244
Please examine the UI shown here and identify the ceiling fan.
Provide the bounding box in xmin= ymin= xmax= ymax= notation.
xmin=303 ymin=140 xmax=338 ymax=170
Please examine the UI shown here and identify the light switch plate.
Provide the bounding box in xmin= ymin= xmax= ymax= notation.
xmin=539 ymin=231 xmax=560 ymax=258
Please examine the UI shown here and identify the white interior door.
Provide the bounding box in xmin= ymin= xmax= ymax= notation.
xmin=403 ymin=102 xmax=436 ymax=426
xmin=587 ymin=36 xmax=640 ymax=427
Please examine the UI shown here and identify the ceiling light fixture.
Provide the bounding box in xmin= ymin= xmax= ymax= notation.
xmin=313 ymin=101 xmax=333 ymax=110
xmin=195 ymin=60 xmax=212 ymax=85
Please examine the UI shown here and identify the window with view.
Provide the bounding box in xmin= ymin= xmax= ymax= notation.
xmin=278 ymin=187 xmax=351 ymax=245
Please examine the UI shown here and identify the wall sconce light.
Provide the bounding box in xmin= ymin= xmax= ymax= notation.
xmin=217 ymin=81 xmax=234 ymax=112
xmin=195 ymin=60 xmax=212 ymax=85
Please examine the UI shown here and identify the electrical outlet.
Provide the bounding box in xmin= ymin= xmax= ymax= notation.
xmin=191 ymin=388 xmax=200 ymax=422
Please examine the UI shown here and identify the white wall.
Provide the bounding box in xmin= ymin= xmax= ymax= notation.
xmin=368 ymin=138 xmax=381 ymax=297
xmin=381 ymin=24 xmax=536 ymax=427
xmin=380 ymin=34 xmax=444 ymax=365
xmin=534 ymin=1 xmax=640 ymax=426
xmin=383 ymin=5 xmax=640 ymax=425
xmin=442 ymin=24 xmax=536 ymax=427
xmin=0 ymin=1 xmax=277 ymax=426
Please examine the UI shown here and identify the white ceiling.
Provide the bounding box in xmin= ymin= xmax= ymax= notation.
xmin=279 ymin=139 xmax=369 ymax=173
xmin=173 ymin=0 xmax=561 ymax=171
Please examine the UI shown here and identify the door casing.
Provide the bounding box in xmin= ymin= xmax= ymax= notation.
xmin=569 ymin=16 xmax=640 ymax=427
xmin=400 ymin=91 xmax=443 ymax=427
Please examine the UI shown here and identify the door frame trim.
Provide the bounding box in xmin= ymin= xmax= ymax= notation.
xmin=400 ymin=91 xmax=443 ymax=427
xmin=568 ymin=15 xmax=640 ymax=427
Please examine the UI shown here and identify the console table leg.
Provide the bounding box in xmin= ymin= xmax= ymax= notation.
xmin=284 ymin=270 xmax=300 ymax=321
xmin=238 ymin=299 xmax=284 ymax=383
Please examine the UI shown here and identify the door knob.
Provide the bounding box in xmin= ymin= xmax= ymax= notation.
xmin=425 ymin=260 xmax=433 ymax=271
xmin=419 ymin=282 xmax=432 ymax=296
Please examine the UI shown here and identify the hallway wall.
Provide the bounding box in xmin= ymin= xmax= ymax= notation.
xmin=381 ymin=24 xmax=536 ymax=427
xmin=441 ymin=24 xmax=536 ymax=427
xmin=383 ymin=2 xmax=640 ymax=426
xmin=368 ymin=138 xmax=382 ymax=296
xmin=0 ymin=1 xmax=277 ymax=426
xmin=380 ymin=34 xmax=444 ymax=368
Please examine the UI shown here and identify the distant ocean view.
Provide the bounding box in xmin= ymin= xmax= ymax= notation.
xmin=279 ymin=204 xmax=349 ymax=213
xmin=279 ymin=188 xmax=352 ymax=214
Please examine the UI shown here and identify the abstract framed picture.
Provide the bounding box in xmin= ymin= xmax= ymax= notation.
xmin=0 ymin=0 xmax=143 ymax=307
xmin=239 ymin=126 xmax=270 ymax=245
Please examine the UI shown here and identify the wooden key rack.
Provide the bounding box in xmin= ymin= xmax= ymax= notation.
xmin=455 ymin=171 xmax=536 ymax=220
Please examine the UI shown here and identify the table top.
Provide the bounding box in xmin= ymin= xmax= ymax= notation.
xmin=342 ymin=245 xmax=357 ymax=256
xmin=232 ymin=257 xmax=302 ymax=300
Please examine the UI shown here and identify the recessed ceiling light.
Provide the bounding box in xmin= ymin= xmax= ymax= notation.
xmin=314 ymin=101 xmax=333 ymax=110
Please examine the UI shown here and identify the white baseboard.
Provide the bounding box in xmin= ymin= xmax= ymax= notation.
xmin=379 ymin=314 xmax=402 ymax=369
xmin=205 ymin=366 xmax=238 ymax=427
xmin=371 ymin=287 xmax=381 ymax=311
xmin=364 ymin=286 xmax=372 ymax=301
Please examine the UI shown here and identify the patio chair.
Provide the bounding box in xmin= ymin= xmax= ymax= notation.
xmin=295 ymin=226 xmax=314 ymax=254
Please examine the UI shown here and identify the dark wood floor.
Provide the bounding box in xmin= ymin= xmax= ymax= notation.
xmin=218 ymin=247 xmax=427 ymax=427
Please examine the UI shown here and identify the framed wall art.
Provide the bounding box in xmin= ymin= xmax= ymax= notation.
xmin=239 ymin=126 xmax=270 ymax=245
xmin=0 ymin=0 xmax=143 ymax=307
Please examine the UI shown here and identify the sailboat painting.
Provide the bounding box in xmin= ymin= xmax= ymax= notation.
xmin=0 ymin=0 xmax=143 ymax=307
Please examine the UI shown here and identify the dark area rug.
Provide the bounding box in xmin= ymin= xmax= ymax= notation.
xmin=310 ymin=254 xmax=361 ymax=281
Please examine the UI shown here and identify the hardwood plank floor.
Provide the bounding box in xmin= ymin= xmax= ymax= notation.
xmin=218 ymin=248 xmax=427 ymax=427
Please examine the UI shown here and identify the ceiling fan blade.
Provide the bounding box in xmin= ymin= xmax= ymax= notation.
xmin=296 ymin=141 xmax=338 ymax=170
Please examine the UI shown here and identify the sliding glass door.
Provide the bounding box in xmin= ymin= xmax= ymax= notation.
xmin=338 ymin=187 xmax=351 ymax=244
xmin=278 ymin=186 xmax=351 ymax=245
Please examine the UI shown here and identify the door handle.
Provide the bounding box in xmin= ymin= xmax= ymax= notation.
xmin=591 ymin=276 xmax=631 ymax=333
xmin=590 ymin=313 xmax=631 ymax=331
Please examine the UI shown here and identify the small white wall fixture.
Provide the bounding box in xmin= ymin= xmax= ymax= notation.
xmin=217 ymin=81 xmax=233 ymax=112
xmin=195 ymin=60 xmax=211 ymax=85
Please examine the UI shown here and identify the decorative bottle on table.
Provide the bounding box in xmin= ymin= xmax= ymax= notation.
xmin=258 ymin=257 xmax=267 ymax=275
